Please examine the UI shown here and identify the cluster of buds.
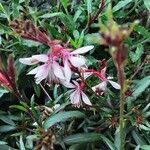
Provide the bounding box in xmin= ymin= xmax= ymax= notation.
xmin=100 ymin=5 xmax=139 ymax=69
xmin=10 ymin=19 xmax=120 ymax=107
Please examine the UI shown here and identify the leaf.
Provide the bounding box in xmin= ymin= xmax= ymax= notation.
xmin=44 ymin=111 xmax=85 ymax=129
xmin=144 ymin=0 xmax=150 ymax=12
xmin=63 ymin=133 xmax=102 ymax=145
xmin=60 ymin=0 xmax=69 ymax=11
xmin=87 ymin=0 xmax=92 ymax=14
xmin=100 ymin=134 xmax=118 ymax=150
xmin=132 ymin=130 xmax=147 ymax=145
xmin=0 ymin=125 xmax=16 ymax=132
xmin=113 ymin=0 xmax=133 ymax=12
xmin=39 ymin=12 xmax=74 ymax=33
xmin=141 ymin=145 xmax=150 ymax=150
xmin=20 ymin=135 xmax=26 ymax=150
xmin=39 ymin=12 xmax=63 ymax=18
xmin=0 ymin=115 xmax=15 ymax=126
xmin=10 ymin=105 xmax=28 ymax=112
xmin=0 ymin=89 xmax=9 ymax=98
xmin=133 ymin=76 xmax=150 ymax=98
xmin=7 ymin=55 xmax=16 ymax=84
xmin=134 ymin=25 xmax=150 ymax=38
xmin=0 ymin=141 xmax=7 ymax=145
xmin=129 ymin=44 xmax=144 ymax=63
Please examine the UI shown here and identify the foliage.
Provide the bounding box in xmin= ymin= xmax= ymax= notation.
xmin=0 ymin=0 xmax=149 ymax=150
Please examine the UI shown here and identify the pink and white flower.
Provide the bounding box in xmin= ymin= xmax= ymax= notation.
xmin=51 ymin=45 xmax=94 ymax=83
xmin=91 ymin=67 xmax=120 ymax=95
xmin=62 ymin=80 xmax=92 ymax=107
xmin=19 ymin=54 xmax=65 ymax=84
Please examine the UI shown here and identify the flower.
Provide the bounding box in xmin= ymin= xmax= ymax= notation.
xmin=51 ymin=44 xmax=94 ymax=83
xmin=61 ymin=80 xmax=92 ymax=107
xmin=19 ymin=54 xmax=65 ymax=84
xmin=92 ymin=67 xmax=120 ymax=95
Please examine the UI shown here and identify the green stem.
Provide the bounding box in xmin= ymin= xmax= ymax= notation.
xmin=117 ymin=66 xmax=125 ymax=150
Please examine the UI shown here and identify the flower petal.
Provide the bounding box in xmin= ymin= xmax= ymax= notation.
xmin=81 ymin=92 xmax=92 ymax=106
xmin=71 ymin=46 xmax=94 ymax=54
xmin=60 ymin=80 xmax=75 ymax=88
xmin=69 ymin=56 xmax=86 ymax=67
xmin=34 ymin=64 xmax=49 ymax=84
xmin=70 ymin=90 xmax=80 ymax=105
xmin=92 ymin=81 xmax=107 ymax=92
xmin=64 ymin=60 xmax=72 ymax=83
xmin=108 ymin=80 xmax=121 ymax=89
xmin=32 ymin=54 xmax=48 ymax=62
xmin=19 ymin=57 xmax=39 ymax=65
xmin=27 ymin=67 xmax=39 ymax=75
xmin=52 ymin=61 xmax=65 ymax=79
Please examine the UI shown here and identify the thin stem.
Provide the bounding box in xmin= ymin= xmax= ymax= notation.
xmin=117 ymin=66 xmax=125 ymax=150
xmin=40 ymin=83 xmax=53 ymax=101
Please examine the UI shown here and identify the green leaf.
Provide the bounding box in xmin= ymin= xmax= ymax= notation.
xmin=0 ymin=89 xmax=9 ymax=98
xmin=100 ymin=134 xmax=118 ymax=150
xmin=39 ymin=12 xmax=74 ymax=33
xmin=141 ymin=145 xmax=150 ymax=150
xmin=113 ymin=0 xmax=133 ymax=12
xmin=129 ymin=44 xmax=144 ymax=63
xmin=63 ymin=133 xmax=102 ymax=145
xmin=39 ymin=12 xmax=63 ymax=18
xmin=0 ymin=141 xmax=7 ymax=145
xmin=87 ymin=0 xmax=92 ymax=14
xmin=132 ymin=130 xmax=147 ymax=145
xmin=19 ymin=135 xmax=26 ymax=150
xmin=143 ymin=0 xmax=150 ymax=12
xmin=0 ymin=115 xmax=15 ymax=126
xmin=60 ymin=0 xmax=69 ymax=11
xmin=0 ymin=125 xmax=16 ymax=132
xmin=133 ymin=76 xmax=150 ymax=98
xmin=134 ymin=25 xmax=150 ymax=38
xmin=10 ymin=105 xmax=28 ymax=112
xmin=44 ymin=111 xmax=85 ymax=129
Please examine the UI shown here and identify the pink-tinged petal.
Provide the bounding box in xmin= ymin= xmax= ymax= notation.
xmin=108 ymin=80 xmax=121 ymax=89
xmin=34 ymin=64 xmax=49 ymax=84
xmin=27 ymin=67 xmax=39 ymax=75
xmin=64 ymin=60 xmax=72 ymax=83
xmin=19 ymin=57 xmax=39 ymax=65
xmin=81 ymin=92 xmax=92 ymax=106
xmin=71 ymin=46 xmax=94 ymax=54
xmin=100 ymin=67 xmax=106 ymax=77
xmin=60 ymin=80 xmax=75 ymax=88
xmin=70 ymin=90 xmax=80 ymax=105
xmin=52 ymin=61 xmax=65 ymax=79
xmin=32 ymin=54 xmax=48 ymax=62
xmin=92 ymin=81 xmax=107 ymax=92
xmin=69 ymin=56 xmax=86 ymax=67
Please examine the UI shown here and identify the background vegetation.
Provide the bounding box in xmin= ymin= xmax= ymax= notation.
xmin=0 ymin=0 xmax=150 ymax=149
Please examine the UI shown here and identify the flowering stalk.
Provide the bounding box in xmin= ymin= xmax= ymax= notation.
xmin=99 ymin=5 xmax=138 ymax=150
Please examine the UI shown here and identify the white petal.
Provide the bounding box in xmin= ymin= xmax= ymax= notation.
xmin=92 ymin=81 xmax=107 ymax=92
xmin=32 ymin=54 xmax=48 ymax=62
xmin=108 ymin=80 xmax=121 ymax=89
xmin=52 ymin=61 xmax=65 ymax=79
xmin=71 ymin=45 xmax=94 ymax=54
xmin=81 ymin=92 xmax=92 ymax=106
xmin=70 ymin=90 xmax=80 ymax=105
xmin=19 ymin=57 xmax=39 ymax=65
xmin=69 ymin=56 xmax=85 ymax=67
xmin=34 ymin=64 xmax=49 ymax=83
xmin=64 ymin=60 xmax=72 ymax=83
xmin=27 ymin=67 xmax=39 ymax=75
xmin=60 ymin=80 xmax=75 ymax=88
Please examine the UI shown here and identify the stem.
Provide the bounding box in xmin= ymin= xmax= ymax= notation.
xmin=117 ymin=67 xmax=125 ymax=150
